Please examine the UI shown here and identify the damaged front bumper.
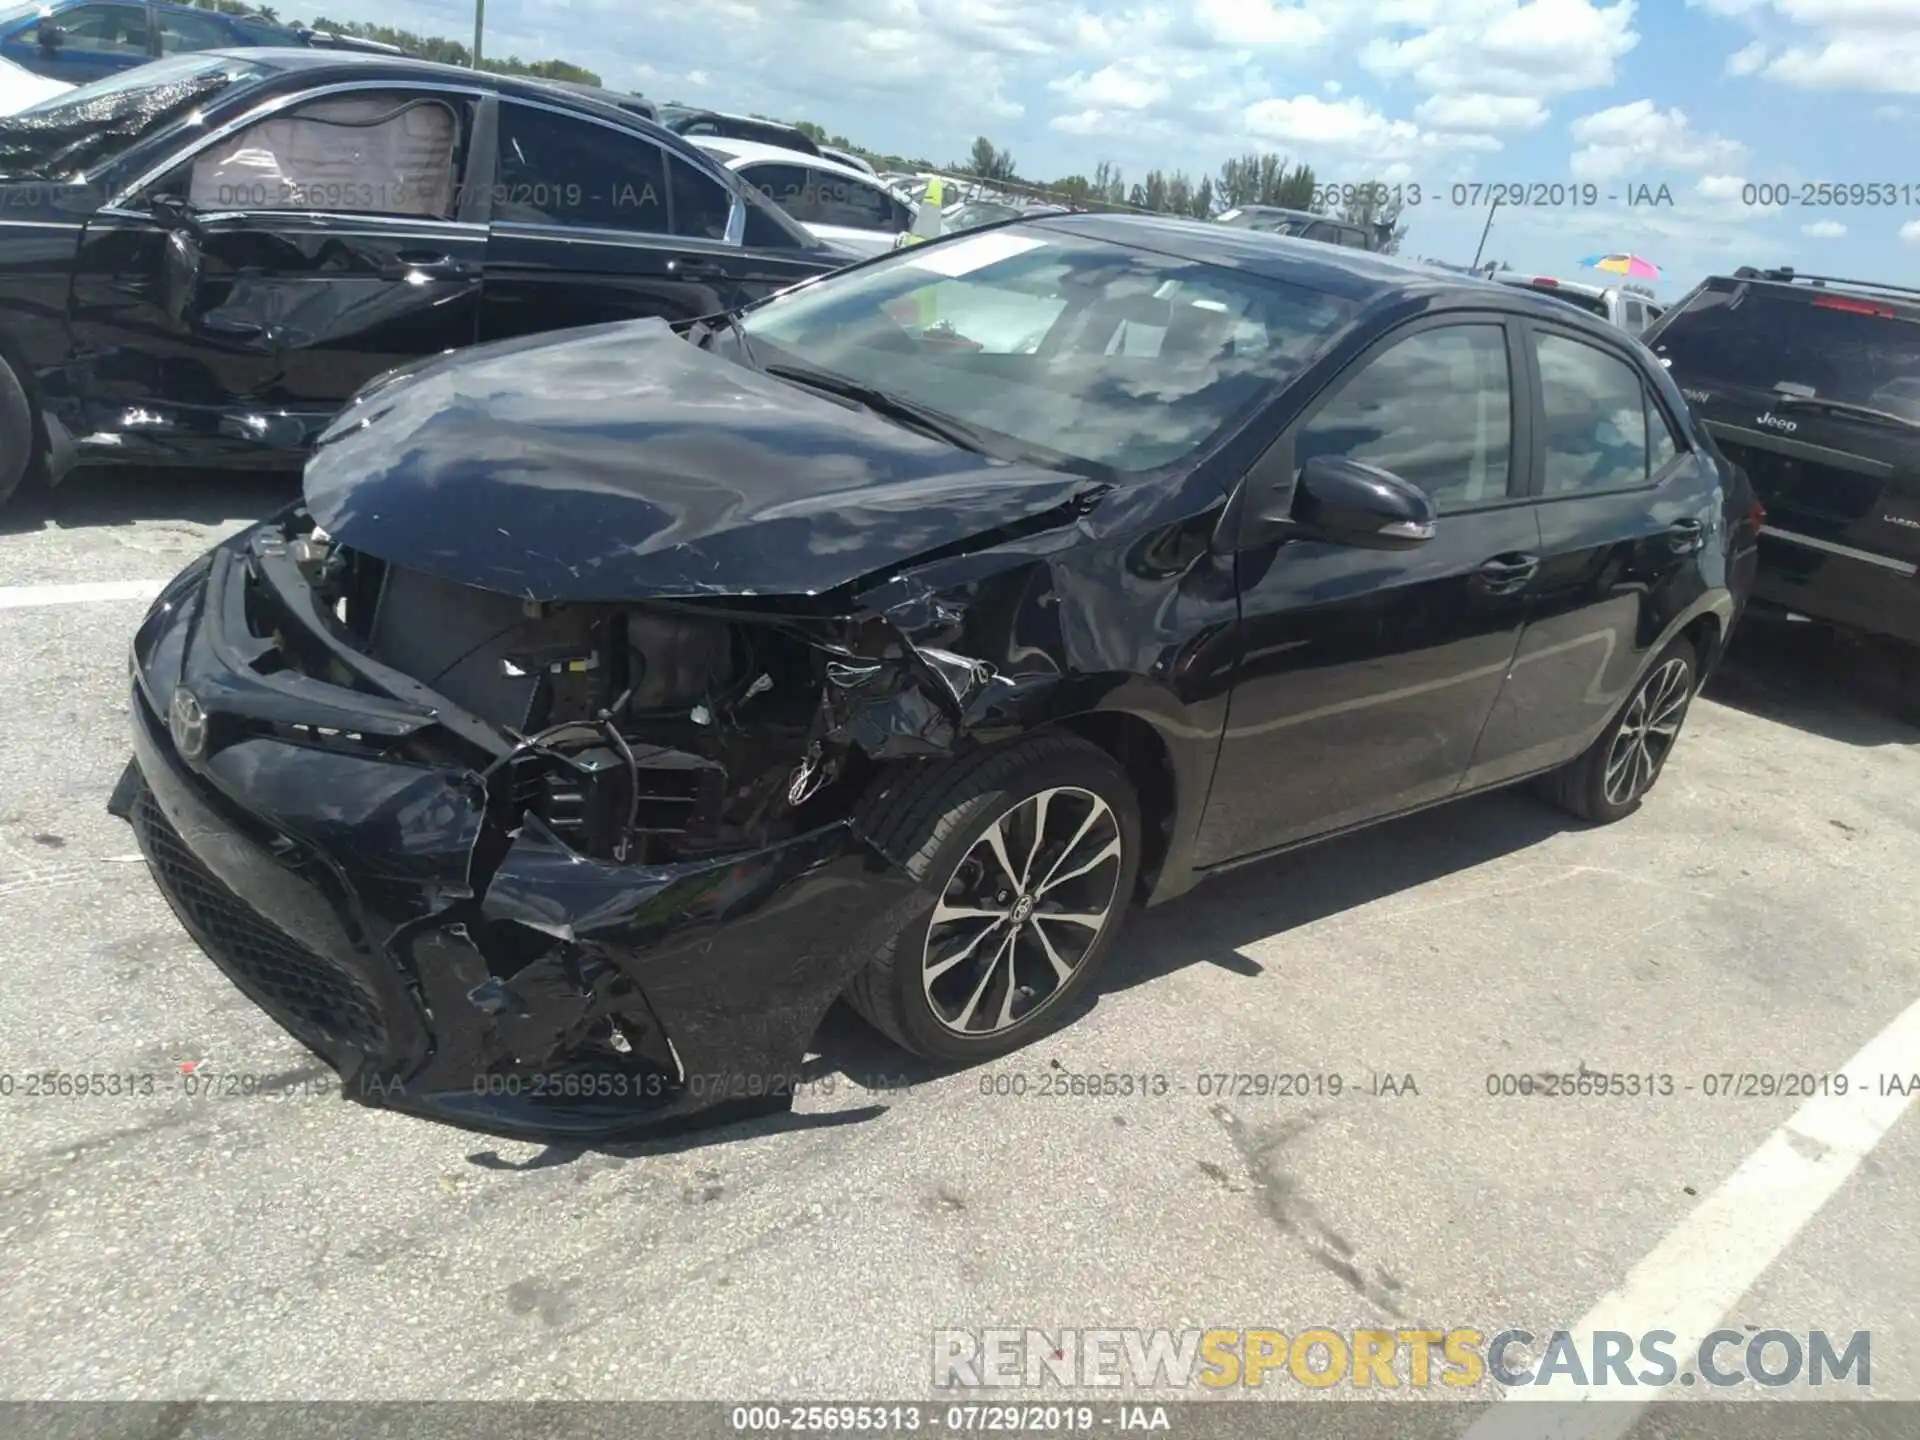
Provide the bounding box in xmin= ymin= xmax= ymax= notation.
xmin=119 ymin=516 xmax=948 ymax=1141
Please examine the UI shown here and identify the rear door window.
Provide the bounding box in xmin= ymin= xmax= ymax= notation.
xmin=494 ymin=100 xmax=668 ymax=233
xmin=1535 ymin=332 xmax=1652 ymax=496
xmin=807 ymin=172 xmax=903 ymax=231
xmin=667 ymin=154 xmax=731 ymax=240
xmin=1649 ymin=283 xmax=1920 ymax=415
xmin=156 ymin=7 xmax=236 ymax=54
xmin=185 ymin=92 xmax=466 ymax=218
xmin=49 ymin=3 xmax=152 ymax=54
xmin=737 ymin=161 xmax=813 ymax=218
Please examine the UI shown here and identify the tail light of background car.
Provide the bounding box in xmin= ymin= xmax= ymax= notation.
xmin=1811 ymin=294 xmax=1896 ymax=318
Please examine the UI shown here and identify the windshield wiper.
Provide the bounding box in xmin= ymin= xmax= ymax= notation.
xmin=761 ymin=362 xmax=992 ymax=454
xmin=1771 ymin=395 xmax=1920 ymax=433
xmin=688 ymin=308 xmax=758 ymax=366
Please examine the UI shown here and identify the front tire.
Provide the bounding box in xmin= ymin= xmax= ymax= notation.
xmin=0 ymin=353 xmax=46 ymax=512
xmin=1539 ymin=637 xmax=1698 ymax=824
xmin=846 ymin=733 xmax=1141 ymax=1062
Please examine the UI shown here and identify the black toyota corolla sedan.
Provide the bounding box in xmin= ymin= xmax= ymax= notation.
xmin=115 ymin=214 xmax=1760 ymax=1139
xmin=0 ymin=49 xmax=840 ymax=509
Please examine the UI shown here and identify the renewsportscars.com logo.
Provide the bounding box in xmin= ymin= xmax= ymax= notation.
xmin=932 ymin=1328 xmax=1871 ymax=1391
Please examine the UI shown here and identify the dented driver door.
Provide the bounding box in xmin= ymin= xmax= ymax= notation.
xmin=66 ymin=82 xmax=489 ymax=460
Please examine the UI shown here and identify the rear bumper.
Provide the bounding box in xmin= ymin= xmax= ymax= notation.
xmin=1753 ymin=527 xmax=1920 ymax=647
xmin=123 ymin=521 xmax=930 ymax=1141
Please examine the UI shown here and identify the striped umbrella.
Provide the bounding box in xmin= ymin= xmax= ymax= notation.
xmin=1580 ymin=252 xmax=1661 ymax=280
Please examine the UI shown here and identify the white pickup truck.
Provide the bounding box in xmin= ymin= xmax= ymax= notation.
xmin=1494 ymin=274 xmax=1664 ymax=336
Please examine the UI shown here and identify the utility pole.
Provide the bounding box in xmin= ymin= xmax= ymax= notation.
xmin=1470 ymin=196 xmax=1500 ymax=271
xmin=471 ymin=0 xmax=484 ymax=67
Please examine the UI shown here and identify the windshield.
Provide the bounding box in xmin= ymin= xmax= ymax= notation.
xmin=3 ymin=55 xmax=268 ymax=177
xmin=0 ymin=1 xmax=44 ymax=27
xmin=739 ymin=224 xmax=1354 ymax=474
xmin=1651 ymin=282 xmax=1920 ymax=416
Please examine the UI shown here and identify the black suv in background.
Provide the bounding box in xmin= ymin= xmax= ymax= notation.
xmin=1645 ymin=267 xmax=1920 ymax=712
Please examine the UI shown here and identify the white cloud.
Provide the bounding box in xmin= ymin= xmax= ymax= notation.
xmin=1568 ymin=101 xmax=1747 ymax=181
xmin=1416 ymin=92 xmax=1552 ymax=130
xmin=1240 ymin=93 xmax=1500 ymax=162
xmin=1902 ymin=219 xmax=1920 ymax=244
xmin=1051 ymin=62 xmax=1171 ymax=112
xmin=1362 ymin=0 xmax=1640 ymax=98
xmin=1764 ymin=35 xmax=1920 ymax=90
xmin=1695 ymin=0 xmax=1920 ymax=90
xmin=1802 ymin=219 xmax=1848 ymax=236
xmin=1244 ymin=94 xmax=1421 ymax=149
xmin=1196 ymin=0 xmax=1335 ymax=47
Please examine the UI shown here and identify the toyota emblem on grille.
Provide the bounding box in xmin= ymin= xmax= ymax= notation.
xmin=169 ymin=686 xmax=208 ymax=761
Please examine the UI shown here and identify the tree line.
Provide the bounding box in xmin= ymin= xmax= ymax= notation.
xmin=179 ymin=2 xmax=1407 ymax=249
xmin=939 ymin=141 xmax=1409 ymax=253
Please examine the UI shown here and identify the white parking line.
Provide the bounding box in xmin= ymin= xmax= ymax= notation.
xmin=1463 ymin=991 xmax=1920 ymax=1438
xmin=0 ymin=580 xmax=165 ymax=611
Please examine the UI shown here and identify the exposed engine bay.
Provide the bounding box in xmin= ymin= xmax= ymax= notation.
xmin=272 ymin=515 xmax=1009 ymax=870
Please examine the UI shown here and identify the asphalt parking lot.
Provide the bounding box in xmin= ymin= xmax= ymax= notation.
xmin=1 ymin=471 xmax=1917 ymax=1422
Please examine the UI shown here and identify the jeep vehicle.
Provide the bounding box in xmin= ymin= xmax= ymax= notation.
xmin=1644 ymin=266 xmax=1920 ymax=714
xmin=1495 ymin=274 xmax=1663 ymax=336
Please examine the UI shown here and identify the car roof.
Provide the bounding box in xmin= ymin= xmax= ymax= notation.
xmin=688 ymin=136 xmax=891 ymax=188
xmin=199 ymin=49 xmax=686 ymax=128
xmin=540 ymin=79 xmax=653 ymax=107
xmin=174 ymin=50 xmax=783 ymax=214
xmin=1495 ymin=274 xmax=1614 ymax=299
xmin=1225 ymin=205 xmax=1348 ymax=225
xmin=1706 ymin=267 xmax=1920 ymax=313
xmin=1026 ymin=212 xmax=1636 ymax=325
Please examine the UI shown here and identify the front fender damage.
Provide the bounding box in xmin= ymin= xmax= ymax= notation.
xmin=354 ymin=542 xmax=1059 ymax=1140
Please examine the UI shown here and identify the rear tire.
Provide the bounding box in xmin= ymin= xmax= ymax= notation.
xmin=845 ymin=733 xmax=1141 ymax=1063
xmin=0 ymin=353 xmax=46 ymax=512
xmin=1539 ymin=636 xmax=1698 ymax=824
xmin=1894 ymin=643 xmax=1920 ymax=729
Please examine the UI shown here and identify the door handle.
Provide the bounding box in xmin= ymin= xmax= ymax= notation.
xmin=1665 ymin=518 xmax=1706 ymax=553
xmin=379 ymin=253 xmax=478 ymax=281
xmin=667 ymin=256 xmax=725 ymax=279
xmin=1475 ymin=552 xmax=1539 ymax=594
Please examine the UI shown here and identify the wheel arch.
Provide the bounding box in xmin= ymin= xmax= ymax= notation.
xmin=1047 ymin=708 xmax=1180 ymax=904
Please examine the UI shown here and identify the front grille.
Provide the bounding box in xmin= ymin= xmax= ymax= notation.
xmin=131 ymin=785 xmax=389 ymax=1055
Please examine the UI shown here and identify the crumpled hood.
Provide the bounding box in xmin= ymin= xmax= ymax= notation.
xmin=304 ymin=319 xmax=1097 ymax=602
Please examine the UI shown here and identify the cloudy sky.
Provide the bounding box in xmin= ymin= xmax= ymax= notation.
xmin=304 ymin=0 xmax=1919 ymax=295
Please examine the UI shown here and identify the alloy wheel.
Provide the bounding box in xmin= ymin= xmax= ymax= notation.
xmin=921 ymin=786 xmax=1125 ymax=1038
xmin=1603 ymin=657 xmax=1693 ymax=808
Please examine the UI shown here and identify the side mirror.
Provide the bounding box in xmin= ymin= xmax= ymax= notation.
xmin=149 ymin=194 xmax=194 ymax=230
xmin=36 ymin=21 xmax=64 ymax=48
xmin=1292 ymin=454 xmax=1436 ymax=550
